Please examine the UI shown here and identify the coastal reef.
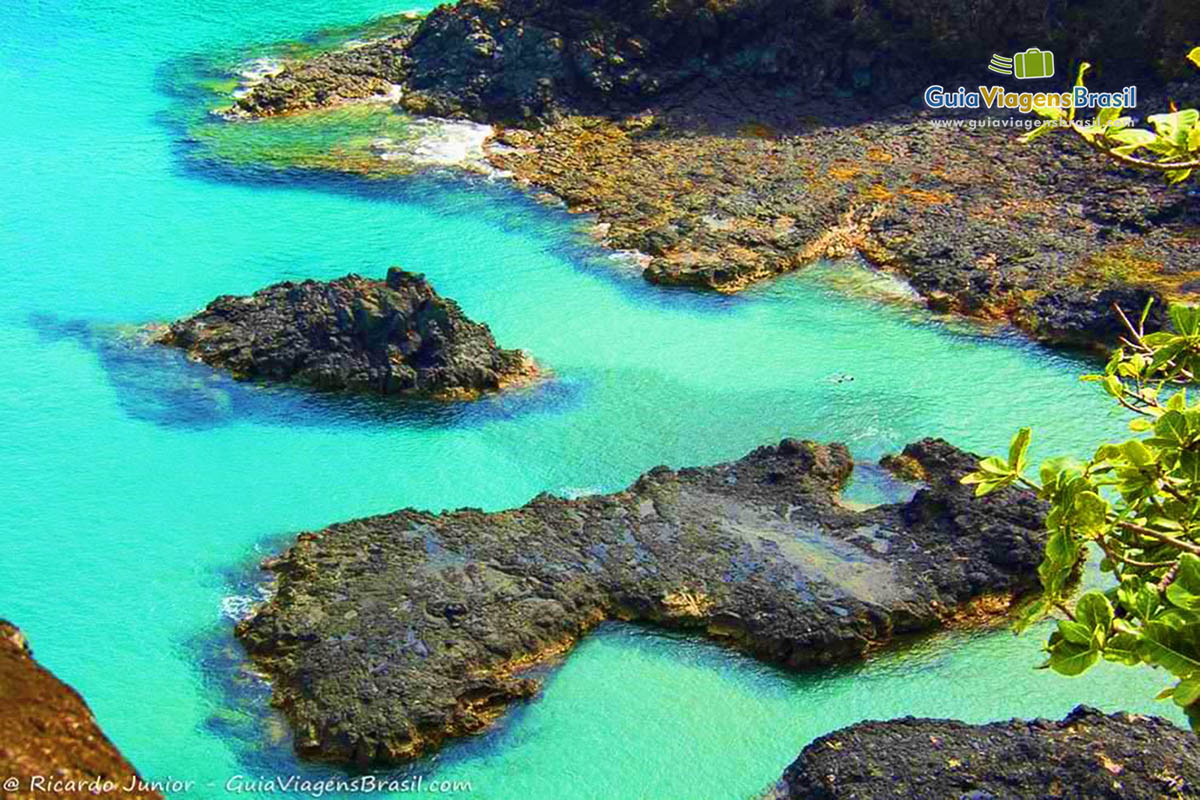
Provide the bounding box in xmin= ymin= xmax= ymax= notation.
xmin=156 ymin=268 xmax=536 ymax=399
xmin=767 ymin=706 xmax=1199 ymax=799
xmin=228 ymin=0 xmax=1200 ymax=349
xmin=237 ymin=438 xmax=1046 ymax=765
xmin=0 ymin=621 xmax=162 ymax=800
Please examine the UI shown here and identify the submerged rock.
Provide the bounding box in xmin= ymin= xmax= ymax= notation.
xmin=157 ymin=268 xmax=537 ymax=399
xmin=0 ymin=621 xmax=162 ymax=800
xmin=767 ymin=706 xmax=1199 ymax=800
xmin=237 ymin=438 xmax=1046 ymax=766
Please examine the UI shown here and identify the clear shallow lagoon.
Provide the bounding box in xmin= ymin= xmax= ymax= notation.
xmin=0 ymin=1 xmax=1184 ymax=798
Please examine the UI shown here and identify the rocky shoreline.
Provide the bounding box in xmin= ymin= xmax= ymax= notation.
xmin=224 ymin=0 xmax=1200 ymax=349
xmin=237 ymin=438 xmax=1046 ymax=766
xmin=0 ymin=621 xmax=162 ymax=800
xmin=156 ymin=268 xmax=537 ymax=400
xmin=767 ymin=706 xmax=1199 ymax=799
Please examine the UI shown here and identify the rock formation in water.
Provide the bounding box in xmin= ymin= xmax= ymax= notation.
xmin=229 ymin=0 xmax=1200 ymax=350
xmin=157 ymin=268 xmax=537 ymax=399
xmin=237 ymin=438 xmax=1046 ymax=766
xmin=766 ymin=705 xmax=1199 ymax=800
xmin=232 ymin=39 xmax=408 ymax=117
xmin=0 ymin=621 xmax=163 ymax=800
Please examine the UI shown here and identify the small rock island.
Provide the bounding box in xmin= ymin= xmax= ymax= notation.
xmin=157 ymin=268 xmax=536 ymax=399
xmin=238 ymin=438 xmax=1046 ymax=766
xmin=768 ymin=706 xmax=1199 ymax=799
xmin=0 ymin=621 xmax=162 ymax=800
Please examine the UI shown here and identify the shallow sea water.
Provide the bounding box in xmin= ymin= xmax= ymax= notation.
xmin=0 ymin=1 xmax=1184 ymax=798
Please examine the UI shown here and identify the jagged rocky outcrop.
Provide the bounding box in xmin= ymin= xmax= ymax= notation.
xmin=157 ymin=268 xmax=536 ymax=399
xmin=242 ymin=0 xmax=1200 ymax=125
xmin=227 ymin=0 xmax=1200 ymax=350
xmin=237 ymin=438 xmax=1046 ymax=766
xmin=766 ymin=706 xmax=1199 ymax=800
xmin=0 ymin=621 xmax=162 ymax=800
xmin=233 ymin=39 xmax=408 ymax=117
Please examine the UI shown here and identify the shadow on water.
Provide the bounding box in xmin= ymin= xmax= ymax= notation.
xmin=28 ymin=313 xmax=587 ymax=432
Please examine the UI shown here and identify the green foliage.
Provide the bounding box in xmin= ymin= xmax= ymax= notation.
xmin=964 ymin=300 xmax=1200 ymax=731
xmin=1021 ymin=52 xmax=1200 ymax=183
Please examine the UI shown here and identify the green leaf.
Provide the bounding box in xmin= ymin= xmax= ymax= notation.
xmin=1170 ymin=305 xmax=1200 ymax=337
xmin=1148 ymin=110 xmax=1200 ymax=149
xmin=1095 ymin=106 xmax=1121 ymax=130
xmin=1039 ymin=529 xmax=1082 ymax=598
xmin=1155 ymin=410 xmax=1190 ymax=446
xmin=1014 ymin=595 xmax=1052 ymax=635
xmin=1072 ymin=491 xmax=1110 ymax=534
xmin=1190 ymin=47 xmax=1200 ymax=70
xmin=1118 ymin=579 xmax=1160 ymax=621
xmin=1075 ymin=591 xmax=1114 ymax=635
xmin=1122 ymin=439 xmax=1154 ymax=467
xmin=1140 ymin=296 xmax=1157 ymax=328
xmin=1047 ymin=637 xmax=1099 ymax=676
xmin=1057 ymin=619 xmax=1094 ymax=646
xmin=1140 ymin=617 xmax=1200 ymax=677
xmin=1167 ymin=168 xmax=1193 ymax=185
xmin=1020 ymin=122 xmax=1056 ymax=144
xmin=1166 ymin=554 xmax=1200 ymax=612
xmin=1009 ymin=428 xmax=1032 ymax=474
xmin=1103 ymin=633 xmax=1141 ymax=666
xmin=1176 ymin=450 xmax=1200 ymax=484
xmin=1175 ymin=674 xmax=1200 ymax=707
xmin=978 ymin=456 xmax=1011 ymax=475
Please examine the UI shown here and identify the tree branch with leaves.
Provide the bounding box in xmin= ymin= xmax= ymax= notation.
xmin=1022 ymin=48 xmax=1200 ymax=183
xmin=964 ymin=301 xmax=1200 ymax=731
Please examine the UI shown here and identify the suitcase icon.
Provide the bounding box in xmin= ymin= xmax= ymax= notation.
xmin=1013 ymin=48 xmax=1055 ymax=79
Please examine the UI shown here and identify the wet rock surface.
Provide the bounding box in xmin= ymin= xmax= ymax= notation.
xmin=237 ymin=438 xmax=1046 ymax=765
xmin=229 ymin=0 xmax=1200 ymax=349
xmin=767 ymin=706 xmax=1199 ymax=800
xmin=157 ymin=268 xmax=536 ymax=399
xmin=231 ymin=39 xmax=409 ymax=117
xmin=0 ymin=621 xmax=162 ymax=800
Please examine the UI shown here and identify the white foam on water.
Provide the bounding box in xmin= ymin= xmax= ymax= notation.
xmin=220 ymin=583 xmax=274 ymax=621
xmin=231 ymin=57 xmax=284 ymax=99
xmin=559 ymin=486 xmax=607 ymax=500
xmin=376 ymin=117 xmax=497 ymax=173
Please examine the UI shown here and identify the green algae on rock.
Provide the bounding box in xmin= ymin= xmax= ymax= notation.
xmin=766 ymin=705 xmax=1199 ymax=800
xmin=237 ymin=438 xmax=1046 ymax=765
xmin=156 ymin=268 xmax=538 ymax=400
xmin=0 ymin=621 xmax=163 ymax=800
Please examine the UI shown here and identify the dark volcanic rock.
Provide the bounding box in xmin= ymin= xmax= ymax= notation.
xmin=1022 ymin=285 xmax=1170 ymax=350
xmin=233 ymin=39 xmax=409 ymax=117
xmin=768 ymin=706 xmax=1199 ymax=800
xmin=237 ymin=438 xmax=1046 ymax=766
xmin=229 ymin=0 xmax=1200 ymax=350
xmin=157 ymin=268 xmax=536 ymax=399
xmin=400 ymin=0 xmax=1199 ymax=124
xmin=0 ymin=621 xmax=162 ymax=800
xmin=238 ymin=1 xmax=1200 ymax=125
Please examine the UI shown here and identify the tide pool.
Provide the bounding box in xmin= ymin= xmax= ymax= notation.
xmin=0 ymin=1 xmax=1183 ymax=799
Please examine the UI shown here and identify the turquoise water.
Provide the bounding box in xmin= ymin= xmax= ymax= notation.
xmin=0 ymin=2 xmax=1185 ymax=799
